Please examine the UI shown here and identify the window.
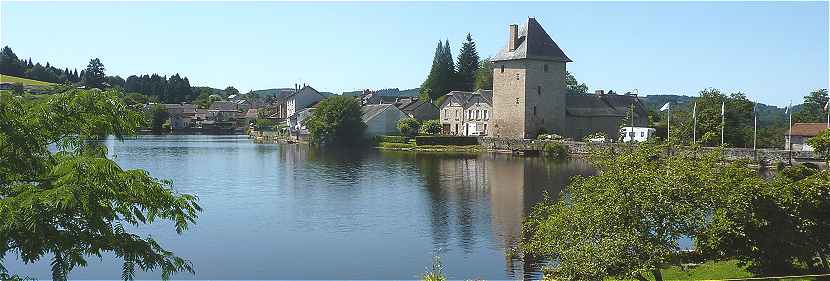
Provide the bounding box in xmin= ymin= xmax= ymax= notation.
xmin=544 ymin=64 xmax=549 ymax=72
xmin=641 ymin=131 xmax=645 ymax=137
xmin=500 ymin=65 xmax=505 ymax=73
xmin=476 ymin=110 xmax=480 ymax=120
xmin=484 ymin=110 xmax=488 ymax=120
xmin=537 ymin=85 xmax=541 ymax=95
xmin=516 ymin=98 xmax=520 ymax=104
xmin=515 ymin=73 xmax=520 ymax=80
xmin=533 ymin=106 xmax=537 ymax=116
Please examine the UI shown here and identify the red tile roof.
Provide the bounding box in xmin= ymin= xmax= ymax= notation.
xmin=790 ymin=123 xmax=830 ymax=137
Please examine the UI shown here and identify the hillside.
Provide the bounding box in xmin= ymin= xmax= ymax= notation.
xmin=0 ymin=74 xmax=55 ymax=87
xmin=640 ymin=94 xmax=792 ymax=127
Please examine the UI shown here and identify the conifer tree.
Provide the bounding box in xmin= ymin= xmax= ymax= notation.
xmin=420 ymin=40 xmax=456 ymax=102
xmin=473 ymin=58 xmax=493 ymax=90
xmin=456 ymin=33 xmax=480 ymax=91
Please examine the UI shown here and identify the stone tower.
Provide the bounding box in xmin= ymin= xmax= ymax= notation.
xmin=491 ymin=17 xmax=571 ymax=139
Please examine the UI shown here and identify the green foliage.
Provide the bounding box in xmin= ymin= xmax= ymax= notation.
xmin=696 ymin=166 xmax=830 ymax=276
xmin=542 ymin=141 xmax=568 ymax=159
xmin=254 ymin=118 xmax=277 ymax=131
xmin=565 ymin=71 xmax=588 ymax=95
xmin=303 ymin=96 xmax=367 ymax=145
xmin=224 ymin=86 xmax=240 ymax=97
xmin=807 ymin=128 xmax=830 ymax=162
xmin=83 ymin=58 xmax=106 ymax=89
xmin=376 ymin=135 xmax=408 ymax=144
xmin=455 ymin=33 xmax=480 ymax=91
xmin=793 ymin=89 xmax=829 ymax=123
xmin=121 ymin=92 xmax=158 ymax=106
xmin=419 ymin=119 xmax=443 ymax=135
xmin=397 ymin=117 xmax=421 ymax=138
xmin=380 ymin=142 xmax=416 ymax=149
xmin=147 ymin=104 xmax=170 ymax=133
xmin=415 ymin=136 xmax=478 ymax=146
xmin=420 ymin=40 xmax=456 ymax=101
xmin=473 ymin=59 xmax=493 ymax=90
xmin=0 ymin=89 xmax=201 ymax=280
xmin=523 ymin=144 xmax=732 ymax=281
xmin=421 ymin=255 xmax=446 ymax=281
xmin=124 ymin=74 xmax=194 ymax=104
xmin=658 ymin=260 xmax=753 ymax=280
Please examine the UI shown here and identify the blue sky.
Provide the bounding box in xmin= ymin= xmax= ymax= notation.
xmin=1 ymin=1 xmax=827 ymax=106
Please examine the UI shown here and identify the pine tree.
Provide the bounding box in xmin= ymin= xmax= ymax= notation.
xmin=419 ymin=40 xmax=457 ymax=102
xmin=473 ymin=59 xmax=493 ymax=90
xmin=83 ymin=58 xmax=106 ymax=89
xmin=456 ymin=33 xmax=480 ymax=91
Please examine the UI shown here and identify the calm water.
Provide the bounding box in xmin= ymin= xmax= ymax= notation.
xmin=11 ymin=135 xmax=595 ymax=280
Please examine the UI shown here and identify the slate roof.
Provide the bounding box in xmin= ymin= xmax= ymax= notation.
xmin=441 ymin=90 xmax=493 ymax=108
xmin=209 ymin=101 xmax=238 ymax=111
xmin=566 ymin=94 xmax=647 ymax=117
xmin=395 ymin=98 xmax=436 ymax=115
xmin=361 ymin=104 xmax=400 ymax=122
xmin=491 ymin=17 xmax=571 ymax=63
xmin=790 ymin=123 xmax=830 ymax=137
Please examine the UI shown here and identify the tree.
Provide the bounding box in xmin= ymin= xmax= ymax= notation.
xmin=0 ymin=89 xmax=201 ymax=280
xmin=473 ymin=59 xmax=493 ymax=90
xmin=696 ymin=164 xmax=830 ymax=275
xmin=303 ymin=96 xmax=366 ymax=145
xmin=522 ymin=144 xmax=729 ymax=281
xmin=148 ymin=104 xmax=170 ymax=133
xmin=694 ymin=88 xmax=754 ymax=147
xmin=807 ymin=129 xmax=830 ymax=162
xmin=565 ymin=71 xmax=588 ymax=95
xmin=419 ymin=120 xmax=442 ymax=135
xmin=794 ymin=89 xmax=830 ymax=123
xmin=0 ymin=46 xmax=24 ymax=76
xmin=455 ymin=33 xmax=480 ymax=91
xmin=83 ymin=58 xmax=106 ymax=89
xmin=397 ymin=118 xmax=421 ymax=138
xmin=420 ymin=40 xmax=456 ymax=102
xmin=224 ymin=86 xmax=240 ymax=97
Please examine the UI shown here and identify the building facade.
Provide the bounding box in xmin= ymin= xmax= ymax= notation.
xmin=786 ymin=123 xmax=829 ymax=151
xmin=439 ymin=90 xmax=493 ymax=136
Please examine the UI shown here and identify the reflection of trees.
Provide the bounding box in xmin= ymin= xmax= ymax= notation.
xmin=302 ymin=145 xmax=369 ymax=186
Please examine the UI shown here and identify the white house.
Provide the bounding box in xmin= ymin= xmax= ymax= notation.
xmin=287 ymin=107 xmax=316 ymax=137
xmin=361 ymin=104 xmax=408 ymax=137
xmin=285 ymin=86 xmax=326 ymax=119
xmin=620 ymin=127 xmax=656 ymax=143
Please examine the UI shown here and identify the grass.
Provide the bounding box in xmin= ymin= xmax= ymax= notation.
xmin=656 ymin=260 xmax=753 ymax=281
xmin=0 ymin=74 xmax=55 ymax=86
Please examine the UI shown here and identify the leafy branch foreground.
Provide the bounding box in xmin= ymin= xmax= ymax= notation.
xmin=0 ymin=90 xmax=202 ymax=280
xmin=522 ymin=144 xmax=830 ymax=281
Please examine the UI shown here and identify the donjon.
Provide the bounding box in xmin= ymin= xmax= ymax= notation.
xmin=491 ymin=17 xmax=647 ymax=140
xmin=491 ymin=17 xmax=570 ymax=139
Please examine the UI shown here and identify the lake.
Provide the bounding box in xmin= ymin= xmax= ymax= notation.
xmin=10 ymin=135 xmax=596 ymax=280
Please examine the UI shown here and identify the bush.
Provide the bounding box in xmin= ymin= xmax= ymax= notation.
xmin=255 ymin=118 xmax=277 ymax=131
xmin=397 ymin=118 xmax=421 ymax=138
xmin=415 ymin=136 xmax=478 ymax=146
xmin=375 ymin=135 xmax=407 ymax=144
xmin=419 ymin=120 xmax=442 ymax=135
xmin=583 ymin=132 xmax=609 ymax=143
xmin=543 ymin=141 xmax=568 ymax=159
xmin=807 ymin=129 xmax=830 ymax=162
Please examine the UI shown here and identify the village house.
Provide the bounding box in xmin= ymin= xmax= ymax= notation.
xmin=357 ymin=88 xmax=420 ymax=105
xmin=287 ymin=104 xmax=318 ymax=137
xmin=361 ymin=104 xmax=408 ymax=137
xmin=439 ymin=90 xmax=493 ymax=136
xmin=394 ymin=97 xmax=439 ymax=121
xmin=490 ymin=17 xmax=647 ymax=140
xmin=786 ymin=123 xmax=829 ymax=151
xmin=208 ymin=101 xmax=240 ymax=122
xmin=162 ymin=103 xmax=197 ymax=129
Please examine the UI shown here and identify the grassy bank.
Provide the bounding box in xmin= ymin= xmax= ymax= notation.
xmin=377 ymin=142 xmax=484 ymax=152
xmin=655 ymin=260 xmax=752 ymax=280
xmin=0 ymin=74 xmax=55 ymax=86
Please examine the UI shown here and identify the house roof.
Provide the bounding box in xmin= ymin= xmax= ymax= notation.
xmin=790 ymin=123 xmax=829 ymax=137
xmin=285 ymin=85 xmax=325 ymax=100
xmin=245 ymin=109 xmax=258 ymax=119
xmin=491 ymin=17 xmax=571 ymax=63
xmin=566 ymin=94 xmax=647 ymax=117
xmin=440 ymin=90 xmax=493 ymax=109
xmin=361 ymin=104 xmax=403 ymax=122
xmin=209 ymin=101 xmax=238 ymax=111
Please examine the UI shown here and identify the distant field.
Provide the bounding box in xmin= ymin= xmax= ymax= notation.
xmin=0 ymin=74 xmax=55 ymax=86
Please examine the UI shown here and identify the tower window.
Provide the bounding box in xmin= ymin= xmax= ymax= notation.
xmin=500 ymin=65 xmax=504 ymax=73
xmin=515 ymin=98 xmax=519 ymax=104
xmin=537 ymin=86 xmax=541 ymax=95
xmin=544 ymin=64 xmax=549 ymax=72
xmin=533 ymin=106 xmax=537 ymax=116
xmin=515 ymin=74 xmax=520 ymax=80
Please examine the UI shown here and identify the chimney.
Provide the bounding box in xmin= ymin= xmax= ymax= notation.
xmin=508 ymin=24 xmax=518 ymax=51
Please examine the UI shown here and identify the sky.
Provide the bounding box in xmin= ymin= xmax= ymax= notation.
xmin=1 ymin=1 xmax=827 ymax=107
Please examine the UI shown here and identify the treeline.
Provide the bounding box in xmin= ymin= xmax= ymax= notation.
xmin=0 ymin=46 xmax=196 ymax=103
xmin=0 ymin=46 xmax=81 ymax=84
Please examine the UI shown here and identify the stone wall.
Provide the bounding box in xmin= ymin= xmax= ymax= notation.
xmin=477 ymin=137 xmax=821 ymax=163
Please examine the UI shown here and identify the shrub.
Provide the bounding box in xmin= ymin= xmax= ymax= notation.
xmin=807 ymin=129 xmax=830 ymax=162
xmin=583 ymin=132 xmax=609 ymax=143
xmin=255 ymin=118 xmax=277 ymax=131
xmin=303 ymin=96 xmax=366 ymax=145
xmin=419 ymin=120 xmax=442 ymax=135
xmin=375 ymin=135 xmax=407 ymax=144
xmin=397 ymin=118 xmax=421 ymax=138
xmin=421 ymin=255 xmax=446 ymax=281
xmin=415 ymin=136 xmax=478 ymax=146
xmin=543 ymin=141 xmax=568 ymax=159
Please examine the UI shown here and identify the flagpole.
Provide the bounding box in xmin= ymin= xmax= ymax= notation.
xmin=753 ymin=102 xmax=757 ymax=151
xmin=721 ymin=101 xmax=725 ymax=147
xmin=693 ymin=102 xmax=697 ymax=144
xmin=667 ymin=104 xmax=671 ymax=142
